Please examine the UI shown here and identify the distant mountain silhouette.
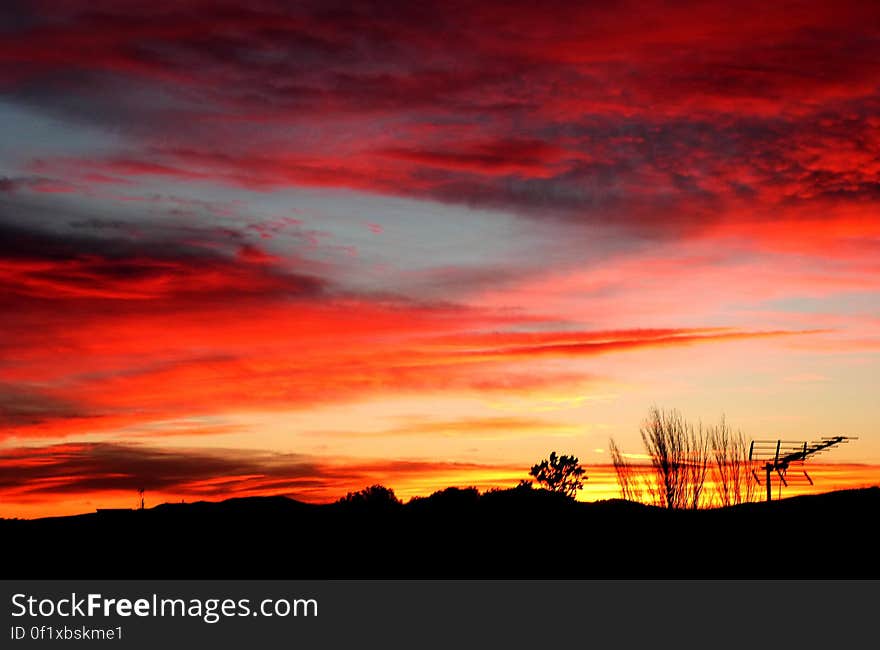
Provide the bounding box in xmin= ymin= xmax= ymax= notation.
xmin=2 ymin=487 xmax=877 ymax=578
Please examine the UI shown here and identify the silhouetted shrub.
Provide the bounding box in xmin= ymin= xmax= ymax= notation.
xmin=610 ymin=407 xmax=757 ymax=509
xmin=480 ymin=484 xmax=574 ymax=511
xmin=423 ymin=486 xmax=480 ymax=506
xmin=639 ymin=407 xmax=709 ymax=509
xmin=609 ymin=438 xmax=642 ymax=503
xmin=336 ymin=485 xmax=402 ymax=512
xmin=528 ymin=452 xmax=587 ymax=498
xmin=708 ymin=416 xmax=757 ymax=506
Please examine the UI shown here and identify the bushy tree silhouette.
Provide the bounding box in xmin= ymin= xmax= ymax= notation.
xmin=528 ymin=452 xmax=587 ymax=498
xmin=337 ymin=485 xmax=401 ymax=510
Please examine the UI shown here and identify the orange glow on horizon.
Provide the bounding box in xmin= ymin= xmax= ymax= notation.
xmin=3 ymin=462 xmax=877 ymax=521
xmin=2 ymin=0 xmax=879 ymax=521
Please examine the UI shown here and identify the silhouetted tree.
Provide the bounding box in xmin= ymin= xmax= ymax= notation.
xmin=337 ymin=485 xmax=401 ymax=510
xmin=408 ymin=486 xmax=481 ymax=513
xmin=611 ymin=408 xmax=756 ymax=509
xmin=428 ymin=486 xmax=480 ymax=502
xmin=609 ymin=439 xmax=642 ymax=503
xmin=709 ymin=416 xmax=757 ymax=506
xmin=640 ymin=407 xmax=710 ymax=509
xmin=528 ymin=452 xmax=587 ymax=498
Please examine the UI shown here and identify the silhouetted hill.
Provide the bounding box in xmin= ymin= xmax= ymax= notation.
xmin=2 ymin=487 xmax=877 ymax=578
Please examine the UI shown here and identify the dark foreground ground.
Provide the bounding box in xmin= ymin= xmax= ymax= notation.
xmin=2 ymin=486 xmax=877 ymax=578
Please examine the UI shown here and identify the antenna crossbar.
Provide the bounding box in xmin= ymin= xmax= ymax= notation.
xmin=748 ymin=436 xmax=856 ymax=502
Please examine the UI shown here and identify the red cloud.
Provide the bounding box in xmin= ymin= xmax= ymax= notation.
xmin=0 ymin=280 xmax=819 ymax=442
xmin=379 ymin=139 xmax=577 ymax=178
xmin=2 ymin=0 xmax=879 ymax=247
xmin=2 ymin=1 xmax=879 ymax=520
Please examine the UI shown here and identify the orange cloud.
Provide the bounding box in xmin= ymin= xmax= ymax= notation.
xmin=0 ymin=305 xmax=818 ymax=441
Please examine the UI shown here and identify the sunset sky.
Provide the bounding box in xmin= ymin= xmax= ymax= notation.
xmin=2 ymin=0 xmax=879 ymax=518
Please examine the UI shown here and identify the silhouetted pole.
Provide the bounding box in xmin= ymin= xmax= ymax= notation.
xmin=766 ymin=464 xmax=772 ymax=502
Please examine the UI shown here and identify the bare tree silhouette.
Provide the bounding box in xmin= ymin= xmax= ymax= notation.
xmin=611 ymin=408 xmax=758 ymax=508
xmin=708 ymin=416 xmax=757 ymax=506
xmin=639 ymin=407 xmax=710 ymax=509
xmin=609 ymin=439 xmax=642 ymax=503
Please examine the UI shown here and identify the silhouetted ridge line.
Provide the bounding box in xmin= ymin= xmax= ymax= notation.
xmin=1 ymin=487 xmax=876 ymax=579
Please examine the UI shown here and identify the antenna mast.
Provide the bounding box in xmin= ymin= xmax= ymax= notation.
xmin=749 ymin=436 xmax=855 ymax=502
xmin=138 ymin=487 xmax=145 ymax=511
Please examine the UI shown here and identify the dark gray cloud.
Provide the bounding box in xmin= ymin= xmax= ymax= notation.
xmin=4 ymin=1 xmax=880 ymax=236
xmin=0 ymin=384 xmax=91 ymax=426
xmin=0 ymin=196 xmax=327 ymax=303
xmin=0 ymin=441 xmax=495 ymax=498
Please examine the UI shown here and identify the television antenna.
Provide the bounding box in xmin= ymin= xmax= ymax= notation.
xmin=749 ymin=436 xmax=856 ymax=502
